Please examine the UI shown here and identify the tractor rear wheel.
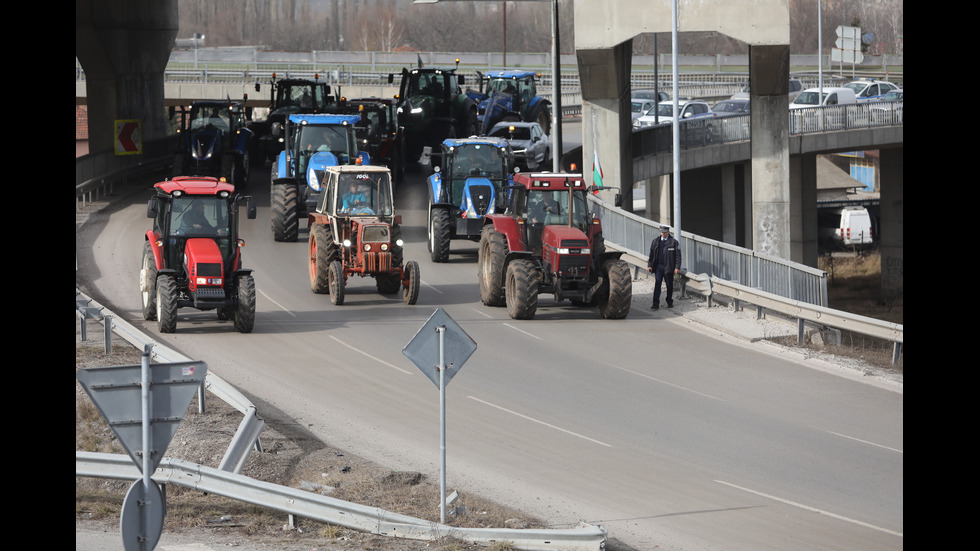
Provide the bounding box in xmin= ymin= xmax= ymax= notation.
xmin=234 ymin=274 xmax=256 ymax=333
xmin=429 ymin=208 xmax=451 ymax=263
xmin=156 ymin=275 xmax=178 ymax=333
xmin=478 ymin=225 xmax=507 ymax=306
xmin=533 ymin=105 xmax=552 ymax=136
xmin=140 ymin=243 xmax=157 ymax=320
xmin=506 ymin=259 xmax=538 ymax=320
xmin=598 ymin=259 xmax=632 ymax=319
xmin=310 ymin=223 xmax=337 ymax=293
xmin=272 ymin=183 xmax=299 ymax=242
xmin=403 ymin=261 xmax=421 ymax=305
xmin=328 ymin=260 xmax=345 ymax=305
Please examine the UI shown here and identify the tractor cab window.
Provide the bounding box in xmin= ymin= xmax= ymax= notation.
xmin=190 ymin=105 xmax=231 ymax=132
xmin=170 ymin=196 xmax=229 ymax=237
xmin=296 ymin=125 xmax=355 ymax=175
xmin=410 ymin=72 xmax=446 ymax=98
xmin=570 ymin=190 xmax=589 ymax=231
xmin=338 ymin=172 xmax=392 ymax=216
xmin=488 ymin=78 xmax=516 ymax=96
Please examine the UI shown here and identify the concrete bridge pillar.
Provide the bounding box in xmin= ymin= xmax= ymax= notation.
xmin=76 ymin=0 xmax=178 ymax=154
xmin=789 ymin=152 xmax=820 ymax=267
xmin=879 ymin=148 xmax=903 ymax=296
xmin=748 ymin=44 xmax=792 ymax=260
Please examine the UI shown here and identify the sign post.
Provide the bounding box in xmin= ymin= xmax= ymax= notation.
xmin=403 ymin=308 xmax=477 ymax=522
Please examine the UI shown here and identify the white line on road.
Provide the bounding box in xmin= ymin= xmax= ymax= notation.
xmin=328 ymin=335 xmax=412 ymax=375
xmin=714 ymin=480 xmax=903 ymax=538
xmin=604 ymin=362 xmax=723 ymax=400
xmin=826 ymin=430 xmax=903 ymax=454
xmin=468 ymin=396 xmax=612 ymax=447
xmin=503 ymin=323 xmax=542 ymax=340
xmin=259 ymin=289 xmax=296 ymax=316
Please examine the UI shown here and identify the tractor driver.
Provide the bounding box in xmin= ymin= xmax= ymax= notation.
xmin=530 ymin=192 xmax=560 ymax=225
xmin=179 ymin=201 xmax=222 ymax=235
xmin=341 ymin=183 xmax=372 ymax=215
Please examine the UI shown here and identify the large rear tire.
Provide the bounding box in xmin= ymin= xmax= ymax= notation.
xmin=478 ymin=225 xmax=507 ymax=306
xmin=234 ymin=274 xmax=256 ymax=333
xmin=428 ymin=208 xmax=451 ymax=263
xmin=140 ymin=242 xmax=158 ymax=320
xmin=403 ymin=260 xmax=421 ymax=305
xmin=156 ymin=275 xmax=178 ymax=333
xmin=309 ymin=223 xmax=337 ymax=293
xmin=534 ymin=104 xmax=552 ymax=136
xmin=506 ymin=259 xmax=538 ymax=320
xmin=272 ymin=183 xmax=299 ymax=242
xmin=598 ymin=259 xmax=632 ymax=319
xmin=328 ymin=260 xmax=345 ymax=305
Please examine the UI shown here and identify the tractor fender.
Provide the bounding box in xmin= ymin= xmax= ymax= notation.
xmin=527 ymin=96 xmax=550 ymax=112
xmin=427 ymin=171 xmax=449 ymax=205
xmin=484 ymin=216 xmax=527 ymax=253
xmin=145 ymin=231 xmax=165 ymax=271
xmin=274 ymin=150 xmax=288 ymax=179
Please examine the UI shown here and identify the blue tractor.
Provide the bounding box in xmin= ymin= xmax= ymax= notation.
xmin=426 ymin=137 xmax=514 ymax=262
xmin=172 ymin=100 xmax=253 ymax=190
xmin=466 ymin=70 xmax=553 ymax=136
xmin=270 ymin=114 xmax=370 ymax=242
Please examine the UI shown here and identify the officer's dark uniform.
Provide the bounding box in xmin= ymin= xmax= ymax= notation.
xmin=647 ymin=226 xmax=681 ymax=309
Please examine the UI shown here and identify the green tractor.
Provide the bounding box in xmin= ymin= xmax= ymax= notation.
xmin=391 ymin=59 xmax=478 ymax=167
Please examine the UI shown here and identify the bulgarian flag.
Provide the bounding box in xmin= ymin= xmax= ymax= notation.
xmin=592 ymin=145 xmax=604 ymax=194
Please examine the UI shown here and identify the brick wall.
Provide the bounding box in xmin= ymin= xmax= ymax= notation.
xmin=76 ymin=105 xmax=89 ymax=140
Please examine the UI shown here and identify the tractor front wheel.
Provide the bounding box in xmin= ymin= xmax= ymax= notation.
xmin=156 ymin=275 xmax=178 ymax=333
xmin=403 ymin=261 xmax=421 ymax=305
xmin=429 ymin=208 xmax=451 ymax=263
xmin=310 ymin=223 xmax=337 ymax=293
xmin=598 ymin=259 xmax=632 ymax=319
xmin=478 ymin=225 xmax=507 ymax=306
xmin=506 ymin=259 xmax=538 ymax=320
xmin=328 ymin=260 xmax=345 ymax=305
xmin=140 ymin=243 xmax=158 ymax=320
xmin=272 ymin=183 xmax=299 ymax=242
xmin=234 ymin=274 xmax=256 ymax=333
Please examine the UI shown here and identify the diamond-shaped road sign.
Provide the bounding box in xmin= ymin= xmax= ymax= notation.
xmin=76 ymin=361 xmax=207 ymax=473
xmin=403 ymin=308 xmax=477 ymax=388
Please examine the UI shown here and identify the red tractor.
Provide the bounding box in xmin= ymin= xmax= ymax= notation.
xmin=140 ymin=176 xmax=258 ymax=333
xmin=307 ymin=165 xmax=420 ymax=305
xmin=477 ymin=172 xmax=632 ymax=320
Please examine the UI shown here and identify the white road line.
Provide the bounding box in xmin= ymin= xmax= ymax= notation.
xmin=714 ymin=480 xmax=903 ymax=538
xmin=503 ymin=323 xmax=542 ymax=340
xmin=468 ymin=396 xmax=612 ymax=448
xmin=603 ymin=362 xmax=723 ymax=401
xmin=328 ymin=336 xmax=412 ymax=375
xmin=826 ymin=430 xmax=903 ymax=454
xmin=259 ymin=289 xmax=296 ymax=316
xmin=421 ymin=279 xmax=443 ymax=294
xmin=471 ymin=307 xmax=494 ymax=318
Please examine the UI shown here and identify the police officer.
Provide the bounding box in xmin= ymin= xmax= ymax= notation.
xmin=647 ymin=225 xmax=681 ymax=309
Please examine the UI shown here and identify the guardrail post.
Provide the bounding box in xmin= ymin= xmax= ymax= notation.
xmin=103 ymin=315 xmax=112 ymax=354
xmin=892 ymin=342 xmax=902 ymax=367
xmin=797 ymin=318 xmax=806 ymax=344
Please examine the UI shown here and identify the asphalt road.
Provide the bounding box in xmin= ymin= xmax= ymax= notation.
xmin=75 ymin=131 xmax=902 ymax=550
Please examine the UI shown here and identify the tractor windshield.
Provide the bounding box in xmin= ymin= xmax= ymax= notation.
xmin=276 ymin=82 xmax=325 ymax=111
xmin=527 ymin=189 xmax=589 ymax=231
xmin=407 ymin=71 xmax=453 ymax=98
xmin=169 ymin=196 xmax=231 ymax=237
xmin=295 ymin=125 xmax=357 ymax=174
xmin=337 ymin=171 xmax=392 ymax=216
xmin=448 ymin=144 xmax=507 ymax=208
xmin=189 ymin=105 xmax=231 ymax=132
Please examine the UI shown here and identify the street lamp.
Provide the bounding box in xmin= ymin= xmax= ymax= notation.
xmin=414 ymin=0 xmax=562 ymax=172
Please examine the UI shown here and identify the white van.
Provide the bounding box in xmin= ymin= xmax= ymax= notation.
xmin=833 ymin=206 xmax=873 ymax=247
xmin=790 ymin=87 xmax=857 ymax=109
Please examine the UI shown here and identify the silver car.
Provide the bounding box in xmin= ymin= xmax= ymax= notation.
xmin=488 ymin=121 xmax=551 ymax=170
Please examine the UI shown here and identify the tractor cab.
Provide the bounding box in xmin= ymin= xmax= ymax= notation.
xmin=318 ymin=166 xmax=394 ymax=219
xmin=506 ymin=175 xmax=592 ymax=257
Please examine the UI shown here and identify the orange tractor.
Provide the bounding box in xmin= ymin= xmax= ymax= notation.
xmin=307 ymin=165 xmax=420 ymax=305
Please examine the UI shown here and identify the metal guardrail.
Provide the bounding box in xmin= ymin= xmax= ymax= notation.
xmin=588 ymin=193 xmax=904 ymax=365
xmin=76 ymin=452 xmax=607 ymax=551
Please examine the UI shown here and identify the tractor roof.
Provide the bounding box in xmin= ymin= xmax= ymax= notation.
xmin=288 ymin=113 xmax=362 ymax=125
xmin=512 ymin=172 xmax=587 ymax=190
xmin=323 ymin=164 xmax=392 ymax=175
xmin=155 ymin=176 xmax=236 ymax=196
xmin=442 ymin=136 xmax=509 ymax=149
xmin=485 ymin=70 xmax=539 ymax=79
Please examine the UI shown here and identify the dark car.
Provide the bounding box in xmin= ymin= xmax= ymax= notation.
xmin=488 ymin=121 xmax=550 ymax=170
xmin=712 ymin=98 xmax=750 ymax=117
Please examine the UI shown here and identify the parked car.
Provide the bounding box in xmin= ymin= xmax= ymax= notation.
xmin=712 ymin=98 xmax=750 ymax=116
xmin=631 ymin=98 xmax=659 ymax=121
xmin=633 ymin=99 xmax=715 ymax=129
xmin=843 ymin=79 xmax=900 ymax=103
xmin=790 ymin=87 xmax=857 ymax=108
xmin=731 ymin=77 xmax=804 ymax=103
xmin=632 ymin=89 xmax=671 ymax=102
xmin=869 ymin=89 xmax=903 ymax=123
xmin=710 ymin=98 xmax=750 ymax=138
xmin=790 ymin=87 xmax=859 ymax=130
xmin=488 ymin=121 xmax=550 ymax=170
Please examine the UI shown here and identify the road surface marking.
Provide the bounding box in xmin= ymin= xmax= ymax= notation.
xmin=468 ymin=396 xmax=612 ymax=447
xmin=329 ymin=335 xmax=412 ymax=375
xmin=259 ymin=289 xmax=296 ymax=316
xmin=503 ymin=323 xmax=542 ymax=340
xmin=826 ymin=430 xmax=903 ymax=454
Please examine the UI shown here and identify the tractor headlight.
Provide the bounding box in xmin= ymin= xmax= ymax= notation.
xmin=196 ymin=277 xmax=223 ymax=285
xmin=380 ymin=243 xmax=389 ymax=251
xmin=395 ymin=238 xmax=404 ymax=247
xmin=343 ymin=239 xmax=352 ymax=247
xmin=557 ymin=248 xmax=589 ymax=255
xmin=363 ymin=243 xmax=372 ymax=252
